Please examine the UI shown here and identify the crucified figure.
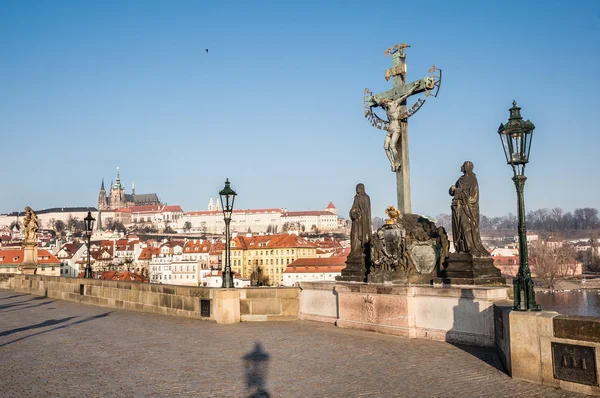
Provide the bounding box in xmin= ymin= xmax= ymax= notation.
xmin=372 ymin=81 xmax=421 ymax=172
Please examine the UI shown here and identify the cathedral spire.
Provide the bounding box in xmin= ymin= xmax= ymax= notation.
xmin=115 ymin=167 xmax=122 ymax=189
xmin=100 ymin=178 xmax=105 ymax=191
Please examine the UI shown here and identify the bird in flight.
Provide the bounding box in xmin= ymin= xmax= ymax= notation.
xmin=205 ymin=49 xmax=208 ymax=53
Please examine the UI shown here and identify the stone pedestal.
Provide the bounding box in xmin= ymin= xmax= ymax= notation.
xmin=335 ymin=257 xmax=366 ymax=283
xmin=435 ymin=253 xmax=504 ymax=285
xmin=18 ymin=241 xmax=38 ymax=275
xmin=299 ymin=281 xmax=509 ymax=347
xmin=215 ymin=289 xmax=240 ymax=324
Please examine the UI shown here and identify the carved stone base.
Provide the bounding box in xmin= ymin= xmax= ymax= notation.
xmin=336 ymin=257 xmax=366 ymax=283
xmin=434 ymin=253 xmax=505 ymax=285
xmin=18 ymin=264 xmax=37 ymax=275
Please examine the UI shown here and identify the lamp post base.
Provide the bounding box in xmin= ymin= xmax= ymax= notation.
xmin=513 ymin=275 xmax=540 ymax=311
xmin=222 ymin=271 xmax=234 ymax=288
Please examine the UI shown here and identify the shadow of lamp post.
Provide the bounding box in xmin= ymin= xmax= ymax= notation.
xmin=219 ymin=179 xmax=237 ymax=288
xmin=498 ymin=101 xmax=540 ymax=311
xmin=83 ymin=210 xmax=96 ymax=279
xmin=243 ymin=343 xmax=270 ymax=397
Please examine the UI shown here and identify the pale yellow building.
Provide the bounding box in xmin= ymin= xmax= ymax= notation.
xmin=230 ymin=234 xmax=318 ymax=285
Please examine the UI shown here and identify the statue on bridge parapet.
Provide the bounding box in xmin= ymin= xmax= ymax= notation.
xmin=368 ymin=206 xmax=448 ymax=284
xmin=20 ymin=206 xmax=39 ymax=275
xmin=23 ymin=206 xmax=39 ymax=243
xmin=436 ymin=161 xmax=505 ymax=285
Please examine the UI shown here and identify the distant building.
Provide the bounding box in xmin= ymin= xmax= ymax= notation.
xmin=283 ymin=257 xmax=346 ymax=286
xmin=493 ymin=254 xmax=582 ymax=278
xmin=98 ymin=167 xmax=160 ymax=210
xmin=179 ymin=201 xmax=343 ymax=234
xmin=0 ymin=249 xmax=61 ymax=276
xmin=230 ymin=234 xmax=318 ymax=285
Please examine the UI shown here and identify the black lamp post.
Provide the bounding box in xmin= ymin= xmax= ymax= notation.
xmin=498 ymin=101 xmax=540 ymax=311
xmin=83 ymin=211 xmax=95 ymax=279
xmin=219 ymin=179 xmax=237 ymax=288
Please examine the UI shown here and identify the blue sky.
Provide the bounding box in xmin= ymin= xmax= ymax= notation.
xmin=1 ymin=0 xmax=599 ymax=218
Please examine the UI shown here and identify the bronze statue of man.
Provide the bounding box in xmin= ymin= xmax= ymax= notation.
xmin=349 ymin=183 xmax=372 ymax=260
xmin=449 ymin=161 xmax=489 ymax=257
xmin=371 ymin=82 xmax=421 ymax=172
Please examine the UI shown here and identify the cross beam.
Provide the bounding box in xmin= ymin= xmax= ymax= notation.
xmin=367 ymin=44 xmax=438 ymax=215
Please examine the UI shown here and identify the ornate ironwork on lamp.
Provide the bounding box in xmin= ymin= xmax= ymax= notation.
xmin=498 ymin=101 xmax=540 ymax=311
xmin=83 ymin=210 xmax=95 ymax=279
xmin=219 ymin=179 xmax=237 ymax=288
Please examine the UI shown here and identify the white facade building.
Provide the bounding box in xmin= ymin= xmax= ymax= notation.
xmin=283 ymin=257 xmax=346 ymax=286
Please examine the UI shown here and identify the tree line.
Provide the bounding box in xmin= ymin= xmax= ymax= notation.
xmin=433 ymin=207 xmax=599 ymax=235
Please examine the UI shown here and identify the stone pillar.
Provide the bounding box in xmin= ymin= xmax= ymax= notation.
xmin=19 ymin=241 xmax=38 ymax=275
xmin=215 ymin=289 xmax=240 ymax=324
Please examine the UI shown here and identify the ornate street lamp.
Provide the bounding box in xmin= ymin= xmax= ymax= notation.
xmin=83 ymin=211 xmax=95 ymax=279
xmin=219 ymin=179 xmax=237 ymax=288
xmin=498 ymin=101 xmax=540 ymax=311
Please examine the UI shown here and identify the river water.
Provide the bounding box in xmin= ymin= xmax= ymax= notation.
xmin=535 ymin=289 xmax=600 ymax=317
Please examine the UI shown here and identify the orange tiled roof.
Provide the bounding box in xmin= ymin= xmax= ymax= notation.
xmin=284 ymin=257 xmax=346 ymax=273
xmin=231 ymin=234 xmax=317 ymax=251
xmin=138 ymin=247 xmax=160 ymax=260
xmin=98 ymin=271 xmax=148 ymax=282
xmin=283 ymin=211 xmax=335 ymax=217
xmin=0 ymin=249 xmax=61 ymax=265
xmin=326 ymin=202 xmax=336 ymax=209
xmin=163 ymin=205 xmax=183 ymax=212
xmin=184 ymin=241 xmax=211 ymax=253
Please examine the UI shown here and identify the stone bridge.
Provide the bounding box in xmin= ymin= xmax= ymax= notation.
xmin=0 ymin=280 xmax=586 ymax=396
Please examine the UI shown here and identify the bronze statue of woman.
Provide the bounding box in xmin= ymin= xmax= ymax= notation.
xmin=349 ymin=183 xmax=372 ymax=260
xmin=449 ymin=161 xmax=489 ymax=257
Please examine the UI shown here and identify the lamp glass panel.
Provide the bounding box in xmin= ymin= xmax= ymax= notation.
xmin=500 ymin=133 xmax=510 ymax=163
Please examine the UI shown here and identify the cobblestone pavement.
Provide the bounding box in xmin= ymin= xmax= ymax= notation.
xmin=0 ymin=290 xmax=584 ymax=397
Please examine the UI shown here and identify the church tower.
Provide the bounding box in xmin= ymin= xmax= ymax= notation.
xmin=109 ymin=167 xmax=125 ymax=209
xmin=98 ymin=179 xmax=108 ymax=210
xmin=208 ymin=197 xmax=214 ymax=211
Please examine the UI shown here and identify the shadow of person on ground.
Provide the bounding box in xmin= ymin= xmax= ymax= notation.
xmin=1 ymin=299 xmax=55 ymax=314
xmin=447 ymin=288 xmax=505 ymax=373
xmin=0 ymin=296 xmax=47 ymax=311
xmin=0 ymin=316 xmax=78 ymax=337
xmin=0 ymin=311 xmax=113 ymax=347
xmin=243 ymin=342 xmax=271 ymax=398
xmin=0 ymin=294 xmax=28 ymax=300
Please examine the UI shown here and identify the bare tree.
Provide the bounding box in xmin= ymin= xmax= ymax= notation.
xmin=9 ymin=220 xmax=20 ymax=231
xmin=530 ymin=242 xmax=578 ymax=290
xmin=251 ymin=266 xmax=270 ymax=286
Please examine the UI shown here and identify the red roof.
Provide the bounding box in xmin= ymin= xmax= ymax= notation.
xmin=231 ymin=234 xmax=317 ymax=250
xmin=0 ymin=249 xmax=61 ymax=265
xmin=284 ymin=211 xmax=335 ymax=217
xmin=284 ymin=257 xmax=346 ymax=273
xmin=98 ymin=271 xmax=148 ymax=282
xmin=163 ymin=205 xmax=183 ymax=212
xmin=326 ymin=202 xmax=336 ymax=209
xmin=138 ymin=247 xmax=160 ymax=260
xmin=184 ymin=241 xmax=211 ymax=253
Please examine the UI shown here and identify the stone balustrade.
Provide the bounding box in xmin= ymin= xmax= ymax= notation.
xmin=0 ymin=274 xmax=299 ymax=325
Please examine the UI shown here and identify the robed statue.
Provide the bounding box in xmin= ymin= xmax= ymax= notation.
xmin=449 ymin=161 xmax=489 ymax=257
xmin=23 ymin=206 xmax=39 ymax=242
xmin=349 ymin=183 xmax=372 ymax=261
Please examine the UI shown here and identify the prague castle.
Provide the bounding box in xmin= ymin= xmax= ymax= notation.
xmin=98 ymin=168 xmax=160 ymax=210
